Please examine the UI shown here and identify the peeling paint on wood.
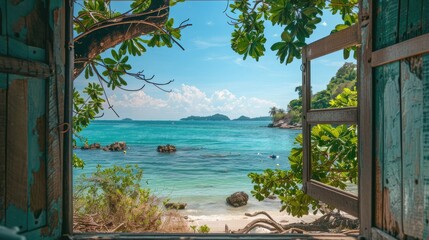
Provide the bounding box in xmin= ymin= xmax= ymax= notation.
xmin=28 ymin=79 xmax=47 ymax=230
xmin=401 ymin=56 xmax=424 ymax=238
xmin=374 ymin=66 xmax=385 ymax=229
xmin=0 ymin=87 xmax=6 ymax=225
xmin=422 ymin=54 xmax=429 ymax=240
xmin=6 ymin=78 xmax=28 ymax=232
xmin=382 ymin=62 xmax=403 ymax=238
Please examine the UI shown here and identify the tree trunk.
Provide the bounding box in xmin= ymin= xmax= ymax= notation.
xmin=73 ymin=0 xmax=169 ymax=80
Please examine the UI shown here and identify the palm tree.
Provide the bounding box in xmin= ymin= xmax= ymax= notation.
xmin=278 ymin=108 xmax=285 ymax=114
xmin=269 ymin=107 xmax=277 ymax=117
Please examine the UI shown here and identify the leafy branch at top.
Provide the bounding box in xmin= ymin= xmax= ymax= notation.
xmin=228 ymin=0 xmax=358 ymax=64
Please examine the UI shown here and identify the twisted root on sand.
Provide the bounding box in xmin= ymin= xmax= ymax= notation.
xmin=225 ymin=211 xmax=359 ymax=235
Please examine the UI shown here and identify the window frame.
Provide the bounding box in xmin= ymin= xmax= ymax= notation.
xmin=301 ymin=24 xmax=360 ymax=217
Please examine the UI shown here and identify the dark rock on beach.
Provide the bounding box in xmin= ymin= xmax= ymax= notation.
xmin=226 ymin=191 xmax=249 ymax=207
xmin=164 ymin=202 xmax=187 ymax=210
xmin=157 ymin=144 xmax=176 ymax=153
xmin=103 ymin=142 xmax=127 ymax=151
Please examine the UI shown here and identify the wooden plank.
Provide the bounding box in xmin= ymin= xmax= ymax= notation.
xmin=371 ymin=33 xmax=429 ymax=67
xmin=423 ymin=0 xmax=429 ymax=35
xmin=6 ymin=78 xmax=28 ymax=232
xmin=305 ymin=24 xmax=359 ymax=61
xmin=306 ymin=181 xmax=359 ymax=217
xmin=422 ymin=54 xmax=429 ymax=240
xmin=358 ymin=0 xmax=373 ymax=237
xmin=401 ymin=57 xmax=424 ymax=238
xmin=0 ymin=86 xmax=6 ymax=225
xmin=306 ymin=108 xmax=357 ymax=124
xmin=374 ymin=66 xmax=385 ymax=229
xmin=406 ymin=0 xmax=422 ymax=40
xmin=372 ymin=227 xmax=398 ymax=240
xmin=381 ymin=62 xmax=403 ymax=238
xmin=27 ymin=79 xmax=47 ymax=230
xmin=398 ymin=0 xmax=408 ymax=42
xmin=0 ymin=55 xmax=52 ymax=79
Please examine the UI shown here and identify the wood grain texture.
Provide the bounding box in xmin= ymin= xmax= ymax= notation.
xmin=382 ymin=62 xmax=403 ymax=238
xmin=0 ymin=87 xmax=6 ymax=225
xmin=305 ymin=24 xmax=359 ymax=61
xmin=406 ymin=0 xmax=422 ymax=40
xmin=358 ymin=0 xmax=373 ymax=236
xmin=401 ymin=57 xmax=424 ymax=238
xmin=422 ymin=54 xmax=429 ymax=240
xmin=6 ymin=78 xmax=28 ymax=231
xmin=306 ymin=108 xmax=357 ymax=124
xmin=374 ymin=66 xmax=385 ymax=229
xmin=27 ymin=79 xmax=47 ymax=230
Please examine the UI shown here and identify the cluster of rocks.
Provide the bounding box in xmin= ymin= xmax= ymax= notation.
xmin=103 ymin=142 xmax=127 ymax=151
xmin=157 ymin=144 xmax=176 ymax=153
xmin=80 ymin=142 xmax=127 ymax=152
xmin=269 ymin=120 xmax=302 ymax=129
xmin=81 ymin=143 xmax=101 ymax=150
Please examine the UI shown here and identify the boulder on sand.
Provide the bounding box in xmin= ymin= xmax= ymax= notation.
xmin=226 ymin=191 xmax=249 ymax=207
xmin=157 ymin=144 xmax=176 ymax=153
xmin=103 ymin=142 xmax=127 ymax=151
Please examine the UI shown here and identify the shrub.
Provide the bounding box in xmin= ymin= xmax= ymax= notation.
xmin=73 ymin=164 xmax=188 ymax=232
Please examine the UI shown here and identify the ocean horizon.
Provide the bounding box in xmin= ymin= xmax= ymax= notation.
xmin=73 ymin=120 xmax=301 ymax=216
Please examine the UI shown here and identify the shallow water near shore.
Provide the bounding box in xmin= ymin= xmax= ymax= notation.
xmin=74 ymin=120 xmax=300 ymax=217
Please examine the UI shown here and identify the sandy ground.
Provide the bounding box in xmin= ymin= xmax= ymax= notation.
xmin=186 ymin=210 xmax=323 ymax=233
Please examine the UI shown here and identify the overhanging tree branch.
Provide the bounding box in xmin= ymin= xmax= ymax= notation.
xmin=73 ymin=0 xmax=170 ymax=79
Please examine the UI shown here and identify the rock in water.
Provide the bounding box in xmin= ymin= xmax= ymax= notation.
xmin=226 ymin=191 xmax=249 ymax=207
xmin=164 ymin=202 xmax=187 ymax=210
xmin=157 ymin=144 xmax=176 ymax=153
xmin=103 ymin=142 xmax=127 ymax=151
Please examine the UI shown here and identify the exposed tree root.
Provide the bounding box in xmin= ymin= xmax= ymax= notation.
xmin=226 ymin=211 xmax=359 ymax=235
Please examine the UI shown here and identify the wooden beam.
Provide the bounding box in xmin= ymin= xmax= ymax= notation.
xmin=371 ymin=33 xmax=429 ymax=67
xmin=306 ymin=108 xmax=357 ymax=124
xmin=306 ymin=181 xmax=359 ymax=217
xmin=305 ymin=24 xmax=359 ymax=61
xmin=358 ymin=0 xmax=373 ymax=238
xmin=0 ymin=55 xmax=52 ymax=78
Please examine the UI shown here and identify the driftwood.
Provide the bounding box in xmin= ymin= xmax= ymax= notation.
xmin=227 ymin=211 xmax=359 ymax=234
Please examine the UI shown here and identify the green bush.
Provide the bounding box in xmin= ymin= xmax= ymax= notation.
xmin=74 ymin=164 xmax=164 ymax=232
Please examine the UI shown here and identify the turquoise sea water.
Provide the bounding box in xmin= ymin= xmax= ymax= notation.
xmin=74 ymin=120 xmax=300 ymax=216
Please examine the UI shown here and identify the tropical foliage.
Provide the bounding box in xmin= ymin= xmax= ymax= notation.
xmin=228 ymin=0 xmax=359 ymax=64
xmin=249 ymin=86 xmax=358 ymax=217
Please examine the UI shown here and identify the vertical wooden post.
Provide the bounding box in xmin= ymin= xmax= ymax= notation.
xmin=358 ymin=0 xmax=373 ymax=238
xmin=63 ymin=0 xmax=74 ymax=236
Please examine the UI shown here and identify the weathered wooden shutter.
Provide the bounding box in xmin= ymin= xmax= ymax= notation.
xmin=301 ymin=25 xmax=360 ymax=217
xmin=0 ymin=0 xmax=67 ymax=238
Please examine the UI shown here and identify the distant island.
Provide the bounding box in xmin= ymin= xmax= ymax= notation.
xmin=122 ymin=118 xmax=133 ymax=121
xmin=180 ymin=114 xmax=230 ymax=121
xmin=233 ymin=115 xmax=271 ymax=121
xmin=180 ymin=114 xmax=270 ymax=121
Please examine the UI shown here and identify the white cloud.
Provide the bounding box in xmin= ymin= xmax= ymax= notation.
xmin=273 ymin=33 xmax=279 ymax=37
xmin=204 ymin=55 xmax=234 ymax=61
xmin=206 ymin=21 xmax=214 ymax=26
xmin=107 ymin=85 xmax=277 ymax=119
xmin=193 ymin=37 xmax=229 ymax=49
xmin=110 ymin=91 xmax=168 ymax=108
xmin=322 ymin=21 xmax=328 ymax=27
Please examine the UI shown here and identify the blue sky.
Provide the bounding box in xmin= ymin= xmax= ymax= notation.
xmin=75 ymin=1 xmax=352 ymax=120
